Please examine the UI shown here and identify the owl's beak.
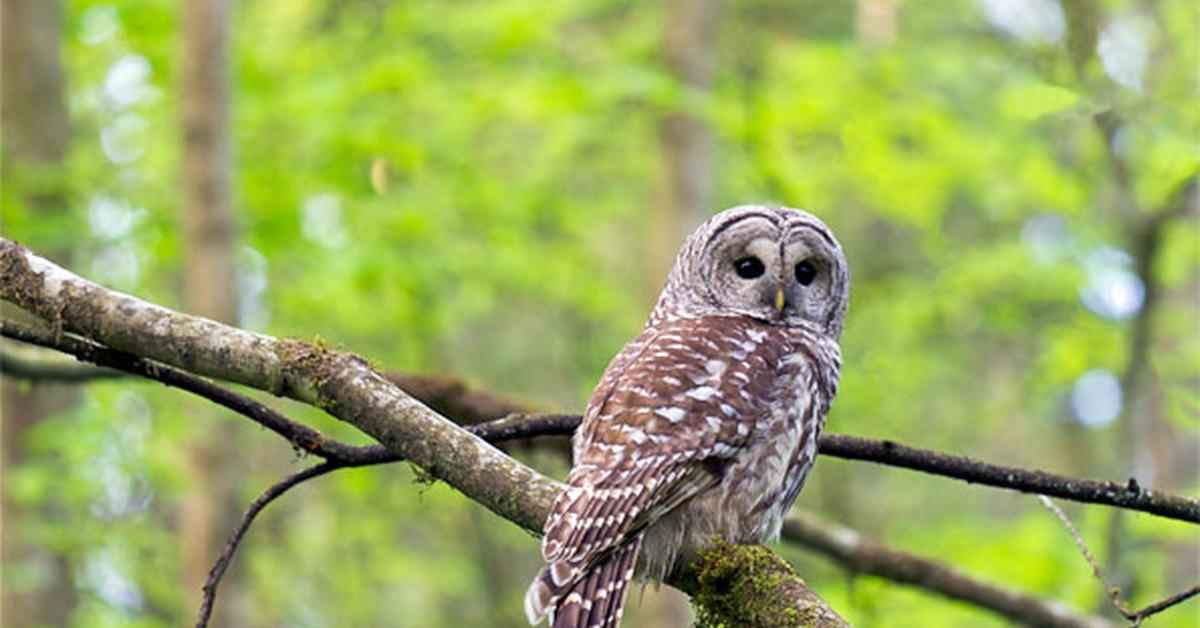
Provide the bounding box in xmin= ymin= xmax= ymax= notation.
xmin=774 ymin=288 xmax=786 ymax=314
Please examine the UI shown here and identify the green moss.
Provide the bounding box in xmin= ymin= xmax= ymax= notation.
xmin=685 ymin=542 xmax=834 ymax=628
xmin=409 ymin=462 xmax=438 ymax=486
xmin=274 ymin=338 xmax=341 ymax=410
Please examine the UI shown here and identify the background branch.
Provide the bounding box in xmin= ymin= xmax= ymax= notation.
xmin=195 ymin=461 xmax=336 ymax=628
xmin=0 ymin=321 xmax=366 ymax=461
xmin=0 ymin=345 xmax=124 ymax=381
xmin=820 ymin=436 xmax=1198 ymax=523
xmin=782 ymin=513 xmax=1114 ymax=628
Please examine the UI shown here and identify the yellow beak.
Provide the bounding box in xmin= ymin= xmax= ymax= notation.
xmin=774 ymin=288 xmax=786 ymax=313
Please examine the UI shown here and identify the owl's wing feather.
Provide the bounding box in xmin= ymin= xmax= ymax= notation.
xmin=545 ymin=454 xmax=720 ymax=566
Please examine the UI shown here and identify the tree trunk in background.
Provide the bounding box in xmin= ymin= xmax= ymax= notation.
xmin=855 ymin=0 xmax=896 ymax=47
xmin=179 ymin=0 xmax=242 ymax=622
xmin=0 ymin=1 xmax=77 ymax=625
xmin=648 ymin=0 xmax=718 ymax=301
xmin=638 ymin=2 xmax=719 ymax=625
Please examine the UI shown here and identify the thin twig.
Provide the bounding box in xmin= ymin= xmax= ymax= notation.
xmin=1128 ymin=584 xmax=1200 ymax=624
xmin=194 ymin=461 xmax=338 ymax=628
xmin=0 ymin=321 xmax=578 ymax=466
xmin=1038 ymin=495 xmax=1199 ymax=625
xmin=194 ymin=413 xmax=577 ymax=628
xmin=1037 ymin=496 xmax=1130 ymax=616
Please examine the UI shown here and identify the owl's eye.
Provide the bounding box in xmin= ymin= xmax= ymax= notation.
xmin=733 ymin=256 xmax=765 ymax=279
xmin=794 ymin=260 xmax=818 ymax=285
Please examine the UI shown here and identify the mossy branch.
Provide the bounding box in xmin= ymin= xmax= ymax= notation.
xmin=676 ymin=541 xmax=848 ymax=628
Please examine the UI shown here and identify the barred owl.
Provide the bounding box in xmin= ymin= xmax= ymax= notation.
xmin=525 ymin=205 xmax=849 ymax=628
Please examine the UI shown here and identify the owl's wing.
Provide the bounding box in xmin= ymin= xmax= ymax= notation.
xmin=538 ymin=316 xmax=788 ymax=590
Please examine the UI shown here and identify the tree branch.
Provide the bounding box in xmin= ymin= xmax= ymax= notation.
xmin=782 ymin=513 xmax=1115 ymax=628
xmin=0 ymin=320 xmax=579 ymax=467
xmin=0 ymin=344 xmax=124 ymax=381
xmin=6 ymin=315 xmax=1196 ymax=525
xmin=0 ymin=320 xmax=370 ymax=462
xmin=818 ymin=436 xmax=1198 ymax=523
xmin=1127 ymin=584 xmax=1200 ymax=625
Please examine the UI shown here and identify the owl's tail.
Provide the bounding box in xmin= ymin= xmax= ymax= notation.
xmin=524 ymin=534 xmax=644 ymax=628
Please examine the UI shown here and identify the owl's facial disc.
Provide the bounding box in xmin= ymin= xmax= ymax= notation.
xmin=704 ymin=215 xmax=842 ymax=331
xmin=657 ymin=205 xmax=847 ymax=337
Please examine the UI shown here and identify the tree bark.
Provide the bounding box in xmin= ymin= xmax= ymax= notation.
xmin=0 ymin=0 xmax=76 ymax=624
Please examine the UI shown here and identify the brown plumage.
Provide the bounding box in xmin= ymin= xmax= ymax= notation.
xmin=526 ymin=205 xmax=849 ymax=628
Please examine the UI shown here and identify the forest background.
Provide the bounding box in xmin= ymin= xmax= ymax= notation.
xmin=1 ymin=0 xmax=1197 ymax=626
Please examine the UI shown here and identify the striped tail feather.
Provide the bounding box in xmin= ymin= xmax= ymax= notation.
xmin=524 ymin=534 xmax=644 ymax=628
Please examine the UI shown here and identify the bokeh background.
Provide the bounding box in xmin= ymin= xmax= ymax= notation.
xmin=2 ymin=0 xmax=1197 ymax=626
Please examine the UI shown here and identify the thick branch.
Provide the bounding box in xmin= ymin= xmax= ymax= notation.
xmin=5 ymin=240 xmax=1195 ymax=624
xmin=0 ymin=238 xmax=560 ymax=531
xmin=782 ymin=514 xmax=1114 ymax=628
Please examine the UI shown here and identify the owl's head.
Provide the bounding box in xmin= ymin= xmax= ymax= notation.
xmin=654 ymin=205 xmax=850 ymax=338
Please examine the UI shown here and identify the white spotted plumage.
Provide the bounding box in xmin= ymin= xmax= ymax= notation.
xmin=525 ymin=205 xmax=849 ymax=628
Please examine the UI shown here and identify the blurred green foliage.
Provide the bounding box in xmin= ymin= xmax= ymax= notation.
xmin=2 ymin=0 xmax=1197 ymax=626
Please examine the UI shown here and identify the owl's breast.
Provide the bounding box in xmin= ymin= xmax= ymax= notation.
xmin=718 ymin=370 xmax=816 ymax=541
xmin=638 ymin=364 xmax=823 ymax=580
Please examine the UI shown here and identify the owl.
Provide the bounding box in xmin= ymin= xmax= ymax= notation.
xmin=524 ymin=205 xmax=849 ymax=628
